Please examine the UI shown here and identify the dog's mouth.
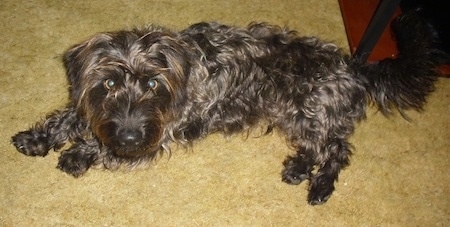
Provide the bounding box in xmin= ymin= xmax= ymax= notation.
xmin=94 ymin=119 xmax=164 ymax=158
xmin=111 ymin=146 xmax=152 ymax=158
xmin=106 ymin=140 xmax=161 ymax=158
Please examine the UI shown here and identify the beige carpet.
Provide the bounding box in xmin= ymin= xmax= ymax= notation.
xmin=1 ymin=0 xmax=448 ymax=226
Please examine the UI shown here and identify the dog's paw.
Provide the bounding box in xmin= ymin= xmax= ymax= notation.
xmin=57 ymin=150 xmax=95 ymax=178
xmin=307 ymin=175 xmax=335 ymax=205
xmin=11 ymin=131 xmax=50 ymax=156
xmin=281 ymin=158 xmax=312 ymax=185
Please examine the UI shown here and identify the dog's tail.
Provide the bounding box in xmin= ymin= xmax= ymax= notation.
xmin=354 ymin=10 xmax=442 ymax=117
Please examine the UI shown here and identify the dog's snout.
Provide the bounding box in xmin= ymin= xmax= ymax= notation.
xmin=117 ymin=129 xmax=143 ymax=146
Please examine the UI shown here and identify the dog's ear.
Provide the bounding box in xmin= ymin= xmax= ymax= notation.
xmin=63 ymin=42 xmax=87 ymax=92
xmin=63 ymin=34 xmax=111 ymax=105
xmin=159 ymin=38 xmax=192 ymax=81
xmin=158 ymin=37 xmax=195 ymax=111
xmin=63 ymin=41 xmax=87 ymax=103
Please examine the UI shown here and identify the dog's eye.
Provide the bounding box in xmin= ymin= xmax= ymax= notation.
xmin=147 ymin=79 xmax=158 ymax=90
xmin=104 ymin=79 xmax=116 ymax=90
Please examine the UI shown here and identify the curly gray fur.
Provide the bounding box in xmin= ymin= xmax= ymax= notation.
xmin=12 ymin=11 xmax=440 ymax=205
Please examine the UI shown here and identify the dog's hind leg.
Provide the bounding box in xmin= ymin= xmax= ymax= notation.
xmin=11 ymin=105 xmax=86 ymax=156
xmin=281 ymin=146 xmax=316 ymax=185
xmin=307 ymin=138 xmax=352 ymax=205
xmin=282 ymin=137 xmax=351 ymax=205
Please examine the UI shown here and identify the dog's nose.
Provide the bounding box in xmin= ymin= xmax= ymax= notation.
xmin=117 ymin=129 xmax=143 ymax=146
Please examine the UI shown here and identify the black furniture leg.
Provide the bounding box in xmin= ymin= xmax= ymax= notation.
xmin=354 ymin=0 xmax=401 ymax=61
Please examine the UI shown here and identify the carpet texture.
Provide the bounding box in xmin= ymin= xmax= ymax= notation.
xmin=1 ymin=0 xmax=448 ymax=226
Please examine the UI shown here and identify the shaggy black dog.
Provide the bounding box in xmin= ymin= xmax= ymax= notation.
xmin=12 ymin=11 xmax=439 ymax=205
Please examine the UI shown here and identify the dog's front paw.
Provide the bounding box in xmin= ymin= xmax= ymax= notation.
xmin=57 ymin=152 xmax=92 ymax=178
xmin=57 ymin=147 xmax=97 ymax=177
xmin=11 ymin=131 xmax=50 ymax=156
xmin=281 ymin=157 xmax=312 ymax=185
xmin=307 ymin=175 xmax=335 ymax=205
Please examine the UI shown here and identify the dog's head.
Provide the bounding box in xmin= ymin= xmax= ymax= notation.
xmin=63 ymin=26 xmax=195 ymax=158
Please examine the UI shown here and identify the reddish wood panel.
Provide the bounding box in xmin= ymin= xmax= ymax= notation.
xmin=338 ymin=0 xmax=401 ymax=61
xmin=339 ymin=0 xmax=449 ymax=75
